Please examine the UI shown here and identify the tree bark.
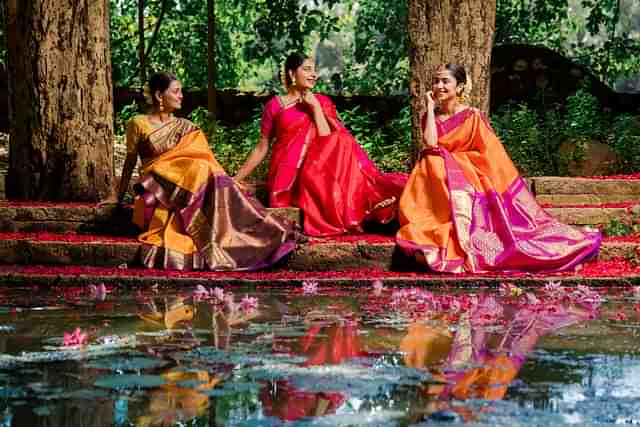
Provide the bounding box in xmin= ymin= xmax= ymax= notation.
xmin=5 ymin=0 xmax=114 ymax=201
xmin=408 ymin=0 xmax=496 ymax=154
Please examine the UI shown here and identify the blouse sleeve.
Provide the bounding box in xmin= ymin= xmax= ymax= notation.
xmin=260 ymin=97 xmax=279 ymax=139
xmin=318 ymin=94 xmax=338 ymax=120
xmin=125 ymin=117 xmax=143 ymax=155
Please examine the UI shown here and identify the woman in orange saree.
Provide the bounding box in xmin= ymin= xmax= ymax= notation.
xmin=234 ymin=53 xmax=407 ymax=237
xmin=104 ymin=72 xmax=295 ymax=271
xmin=396 ymin=64 xmax=601 ymax=273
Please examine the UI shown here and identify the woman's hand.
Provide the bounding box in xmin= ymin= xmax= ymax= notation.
xmin=301 ymin=91 xmax=321 ymax=109
xmin=426 ymin=90 xmax=437 ymax=112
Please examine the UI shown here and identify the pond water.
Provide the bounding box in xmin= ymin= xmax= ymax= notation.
xmin=0 ymin=281 xmax=639 ymax=426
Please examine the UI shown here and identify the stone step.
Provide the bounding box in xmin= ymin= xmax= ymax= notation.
xmin=0 ymin=203 xmax=301 ymax=233
xmin=537 ymin=195 xmax=640 ymax=205
xmin=0 ymin=265 xmax=638 ymax=287
xmin=531 ymin=177 xmax=640 ymax=197
xmin=0 ymin=233 xmax=635 ymax=271
xmin=544 ymin=206 xmax=633 ymax=226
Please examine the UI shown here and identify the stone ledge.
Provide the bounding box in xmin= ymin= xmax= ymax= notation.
xmin=0 ymin=269 xmax=638 ymax=288
xmin=545 ymin=207 xmax=629 ymax=226
xmin=0 ymin=205 xmax=302 ymax=233
xmin=531 ymin=177 xmax=640 ymax=196
xmin=0 ymin=238 xmax=633 ymax=271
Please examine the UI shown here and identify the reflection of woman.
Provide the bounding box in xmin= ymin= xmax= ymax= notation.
xmin=396 ymin=63 xmax=601 ymax=273
xmin=261 ymin=322 xmax=360 ymax=421
xmin=104 ymin=72 xmax=295 ymax=271
xmin=234 ymin=53 xmax=407 ymax=236
xmin=401 ymin=295 xmax=596 ymax=416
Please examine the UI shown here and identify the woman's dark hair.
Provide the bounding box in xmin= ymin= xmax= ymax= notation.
xmin=441 ymin=63 xmax=467 ymax=86
xmin=148 ymin=72 xmax=178 ymax=104
xmin=283 ymin=52 xmax=311 ymax=87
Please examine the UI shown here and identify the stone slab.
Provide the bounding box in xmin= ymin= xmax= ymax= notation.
xmin=537 ymin=194 xmax=640 ymax=205
xmin=0 ymin=269 xmax=638 ymax=288
xmin=0 ymin=237 xmax=633 ymax=271
xmin=531 ymin=177 xmax=640 ymax=196
xmin=545 ymin=207 xmax=628 ymax=225
xmin=0 ymin=205 xmax=302 ymax=233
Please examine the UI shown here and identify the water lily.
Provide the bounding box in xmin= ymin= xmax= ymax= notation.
xmin=499 ymin=282 xmax=523 ymax=298
xmin=372 ymin=280 xmax=385 ymax=296
xmin=88 ymin=283 xmax=108 ymax=302
xmin=302 ymin=280 xmax=319 ymax=295
xmin=212 ymin=287 xmax=225 ymax=302
xmin=239 ymin=295 xmax=258 ymax=314
xmin=192 ymin=285 xmax=212 ymax=303
xmin=63 ymin=327 xmax=88 ymax=347
xmin=632 ymin=286 xmax=640 ymax=299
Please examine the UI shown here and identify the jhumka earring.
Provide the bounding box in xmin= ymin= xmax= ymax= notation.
xmin=159 ymin=98 xmax=165 ymax=112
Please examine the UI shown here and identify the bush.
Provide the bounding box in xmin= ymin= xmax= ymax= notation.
xmin=190 ymin=107 xmax=268 ymax=180
xmin=115 ymin=102 xmax=142 ymax=136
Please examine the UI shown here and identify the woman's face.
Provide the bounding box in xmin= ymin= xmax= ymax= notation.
xmin=290 ymin=58 xmax=317 ymax=90
xmin=156 ymin=80 xmax=183 ymax=112
xmin=432 ymin=69 xmax=462 ymax=104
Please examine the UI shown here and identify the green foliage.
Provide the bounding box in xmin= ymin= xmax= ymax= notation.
xmin=608 ymin=114 xmax=640 ymax=173
xmin=190 ymin=106 xmax=268 ymax=179
xmin=496 ymin=0 xmax=640 ymax=88
xmin=564 ymin=89 xmax=603 ymax=139
xmin=114 ymin=102 xmax=143 ymax=135
xmin=491 ymin=89 xmax=640 ymax=176
xmin=338 ymin=105 xmax=412 ymax=172
xmin=491 ymin=102 xmax=560 ymax=176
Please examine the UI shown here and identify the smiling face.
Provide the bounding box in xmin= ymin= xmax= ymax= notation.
xmin=155 ymin=80 xmax=183 ymax=113
xmin=289 ymin=58 xmax=317 ymax=90
xmin=432 ymin=69 xmax=463 ymax=104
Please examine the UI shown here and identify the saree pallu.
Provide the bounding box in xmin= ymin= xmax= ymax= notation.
xmin=267 ymin=95 xmax=407 ymax=236
xmin=396 ymin=109 xmax=601 ymax=273
xmin=132 ymin=120 xmax=295 ymax=271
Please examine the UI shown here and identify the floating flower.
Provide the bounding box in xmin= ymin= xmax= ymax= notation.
xmin=88 ymin=283 xmax=108 ymax=302
xmin=499 ymin=282 xmax=523 ymax=298
xmin=240 ymin=295 xmax=258 ymax=314
xmin=543 ymin=280 xmax=565 ymax=298
xmin=632 ymin=286 xmax=640 ymax=299
xmin=302 ymin=280 xmax=319 ymax=295
xmin=372 ymin=280 xmax=385 ymax=296
xmin=192 ymin=285 xmax=211 ymax=303
xmin=63 ymin=327 xmax=88 ymax=347
xmin=224 ymin=293 xmax=236 ymax=313
xmin=212 ymin=287 xmax=225 ymax=302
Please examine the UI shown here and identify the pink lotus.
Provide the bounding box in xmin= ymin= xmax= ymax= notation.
xmin=88 ymin=283 xmax=108 ymax=301
xmin=240 ymin=295 xmax=259 ymax=314
xmin=372 ymin=280 xmax=385 ymax=296
xmin=302 ymin=280 xmax=319 ymax=295
xmin=63 ymin=327 xmax=88 ymax=347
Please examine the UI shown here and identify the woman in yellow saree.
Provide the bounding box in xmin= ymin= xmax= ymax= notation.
xmin=105 ymin=72 xmax=295 ymax=271
xmin=396 ymin=64 xmax=601 ymax=273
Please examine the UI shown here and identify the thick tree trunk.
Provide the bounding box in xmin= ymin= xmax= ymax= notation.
xmin=5 ymin=0 xmax=114 ymax=201
xmin=408 ymin=0 xmax=496 ymax=154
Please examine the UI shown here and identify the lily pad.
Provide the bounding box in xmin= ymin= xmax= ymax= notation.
xmin=94 ymin=374 xmax=166 ymax=390
xmin=85 ymin=357 xmax=169 ymax=371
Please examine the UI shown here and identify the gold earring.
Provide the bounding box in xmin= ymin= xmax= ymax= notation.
xmin=159 ymin=99 xmax=164 ymax=112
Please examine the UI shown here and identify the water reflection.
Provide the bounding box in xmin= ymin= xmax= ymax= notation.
xmin=0 ymin=283 xmax=639 ymax=426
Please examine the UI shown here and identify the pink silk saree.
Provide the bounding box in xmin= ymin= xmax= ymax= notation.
xmin=396 ymin=108 xmax=601 ymax=273
xmin=261 ymin=95 xmax=408 ymax=236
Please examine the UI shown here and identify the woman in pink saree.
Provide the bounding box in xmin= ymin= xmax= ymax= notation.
xmin=234 ymin=53 xmax=407 ymax=237
xmin=396 ymin=64 xmax=601 ymax=273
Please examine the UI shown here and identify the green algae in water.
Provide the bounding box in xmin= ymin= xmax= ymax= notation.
xmin=84 ymin=356 xmax=169 ymax=371
xmin=94 ymin=374 xmax=166 ymax=390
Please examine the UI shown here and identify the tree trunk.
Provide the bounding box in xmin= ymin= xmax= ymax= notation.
xmin=207 ymin=0 xmax=217 ymax=123
xmin=5 ymin=0 xmax=114 ymax=201
xmin=408 ymin=0 xmax=496 ymax=154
